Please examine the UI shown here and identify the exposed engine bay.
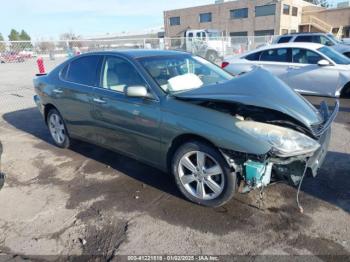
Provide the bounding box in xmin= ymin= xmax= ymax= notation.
xmin=178 ymin=98 xmax=334 ymax=211
xmin=199 ymin=101 xmax=315 ymax=138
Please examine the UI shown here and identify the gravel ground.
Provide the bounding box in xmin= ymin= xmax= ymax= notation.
xmin=0 ymin=59 xmax=349 ymax=260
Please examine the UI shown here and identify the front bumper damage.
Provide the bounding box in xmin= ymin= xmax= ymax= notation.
xmin=222 ymin=100 xmax=338 ymax=191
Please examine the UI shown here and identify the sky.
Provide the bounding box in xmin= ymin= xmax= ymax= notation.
xmin=0 ymin=0 xmax=346 ymax=40
xmin=0 ymin=0 xmax=213 ymax=40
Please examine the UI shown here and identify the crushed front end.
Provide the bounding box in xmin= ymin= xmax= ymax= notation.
xmin=222 ymin=100 xmax=339 ymax=193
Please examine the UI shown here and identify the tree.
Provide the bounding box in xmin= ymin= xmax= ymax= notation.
xmin=0 ymin=33 xmax=5 ymax=52
xmin=8 ymin=29 xmax=20 ymax=41
xmin=19 ymin=30 xmax=31 ymax=41
xmin=37 ymin=41 xmax=55 ymax=53
xmin=59 ymin=32 xmax=83 ymax=49
xmin=19 ymin=30 xmax=32 ymax=49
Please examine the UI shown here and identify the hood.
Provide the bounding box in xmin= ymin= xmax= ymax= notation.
xmin=174 ymin=68 xmax=322 ymax=128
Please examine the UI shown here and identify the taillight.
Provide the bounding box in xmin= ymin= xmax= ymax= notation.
xmin=221 ymin=61 xmax=229 ymax=69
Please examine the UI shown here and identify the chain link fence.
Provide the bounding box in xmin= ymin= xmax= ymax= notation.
xmin=0 ymin=36 xmax=276 ymax=114
xmin=0 ymin=35 xmax=276 ymax=65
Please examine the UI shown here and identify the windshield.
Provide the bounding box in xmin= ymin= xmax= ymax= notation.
xmin=327 ymin=34 xmax=343 ymax=44
xmin=138 ymin=55 xmax=233 ymax=93
xmin=318 ymin=46 xmax=350 ymax=65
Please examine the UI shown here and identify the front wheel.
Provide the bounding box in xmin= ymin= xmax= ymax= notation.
xmin=172 ymin=141 xmax=237 ymax=207
xmin=47 ymin=108 xmax=70 ymax=148
xmin=206 ymin=51 xmax=219 ymax=63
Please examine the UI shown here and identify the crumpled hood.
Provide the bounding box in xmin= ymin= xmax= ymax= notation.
xmin=174 ymin=68 xmax=323 ymax=127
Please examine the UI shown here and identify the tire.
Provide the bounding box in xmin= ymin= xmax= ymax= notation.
xmin=206 ymin=51 xmax=219 ymax=63
xmin=341 ymin=84 xmax=350 ymax=99
xmin=172 ymin=141 xmax=237 ymax=207
xmin=47 ymin=108 xmax=70 ymax=148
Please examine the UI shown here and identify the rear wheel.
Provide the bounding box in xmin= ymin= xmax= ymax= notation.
xmin=47 ymin=109 xmax=70 ymax=148
xmin=206 ymin=51 xmax=219 ymax=63
xmin=341 ymin=83 xmax=350 ymax=98
xmin=172 ymin=141 xmax=237 ymax=207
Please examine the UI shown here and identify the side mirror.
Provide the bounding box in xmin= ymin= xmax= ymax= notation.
xmin=125 ymin=85 xmax=149 ymax=98
xmin=318 ymin=59 xmax=331 ymax=66
xmin=325 ymin=41 xmax=334 ymax=47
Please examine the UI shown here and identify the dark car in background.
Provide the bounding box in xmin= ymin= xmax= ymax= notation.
xmin=33 ymin=50 xmax=338 ymax=207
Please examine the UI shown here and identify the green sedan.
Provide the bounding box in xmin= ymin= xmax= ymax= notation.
xmin=33 ymin=50 xmax=338 ymax=207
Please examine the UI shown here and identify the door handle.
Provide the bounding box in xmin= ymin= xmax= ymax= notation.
xmin=93 ymin=98 xmax=107 ymax=104
xmin=288 ymin=66 xmax=300 ymax=70
xmin=53 ymin=89 xmax=63 ymax=94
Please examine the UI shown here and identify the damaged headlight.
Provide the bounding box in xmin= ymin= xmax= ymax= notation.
xmin=237 ymin=121 xmax=320 ymax=157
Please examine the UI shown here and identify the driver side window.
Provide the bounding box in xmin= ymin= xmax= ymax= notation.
xmin=101 ymin=56 xmax=146 ymax=92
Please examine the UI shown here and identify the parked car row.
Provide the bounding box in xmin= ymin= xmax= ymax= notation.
xmin=222 ymin=41 xmax=350 ymax=98
xmin=0 ymin=51 xmax=26 ymax=63
xmin=274 ymin=32 xmax=350 ymax=58
xmin=33 ymin=49 xmax=338 ymax=207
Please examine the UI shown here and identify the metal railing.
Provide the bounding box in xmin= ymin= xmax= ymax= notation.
xmin=301 ymin=15 xmax=333 ymax=33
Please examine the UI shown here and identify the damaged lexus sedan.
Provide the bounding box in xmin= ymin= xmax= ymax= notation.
xmin=33 ymin=50 xmax=338 ymax=207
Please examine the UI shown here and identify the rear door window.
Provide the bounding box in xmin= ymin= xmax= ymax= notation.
xmin=292 ymin=48 xmax=322 ymax=64
xmin=295 ymin=35 xmax=313 ymax=42
xmin=260 ymin=48 xmax=290 ymax=62
xmin=244 ymin=51 xmax=262 ymax=61
xmin=65 ymin=55 xmax=102 ymax=86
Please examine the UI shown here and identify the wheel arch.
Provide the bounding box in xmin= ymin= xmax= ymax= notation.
xmin=166 ymin=133 xmax=218 ymax=172
xmin=43 ymin=103 xmax=59 ymax=124
xmin=340 ymin=82 xmax=350 ymax=98
xmin=205 ymin=49 xmax=218 ymax=57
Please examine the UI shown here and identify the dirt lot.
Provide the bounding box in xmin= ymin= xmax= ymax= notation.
xmin=0 ymin=59 xmax=349 ymax=260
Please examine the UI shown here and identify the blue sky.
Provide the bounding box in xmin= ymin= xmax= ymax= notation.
xmin=0 ymin=0 xmax=213 ymax=40
xmin=0 ymin=0 xmax=344 ymax=40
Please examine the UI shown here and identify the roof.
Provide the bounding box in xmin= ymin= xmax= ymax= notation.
xmin=256 ymin=42 xmax=324 ymax=51
xmin=281 ymin=32 xmax=333 ymax=36
xmin=85 ymin=49 xmax=189 ymax=59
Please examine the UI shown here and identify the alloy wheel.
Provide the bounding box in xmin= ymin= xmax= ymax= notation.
xmin=178 ymin=151 xmax=225 ymax=200
xmin=48 ymin=113 xmax=66 ymax=144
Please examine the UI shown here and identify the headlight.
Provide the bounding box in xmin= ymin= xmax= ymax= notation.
xmin=236 ymin=121 xmax=320 ymax=157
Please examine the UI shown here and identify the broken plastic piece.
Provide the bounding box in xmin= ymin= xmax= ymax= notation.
xmin=296 ymin=162 xmax=308 ymax=214
xmin=244 ymin=160 xmax=273 ymax=188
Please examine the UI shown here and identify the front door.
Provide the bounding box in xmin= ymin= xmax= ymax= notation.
xmin=288 ymin=48 xmax=339 ymax=96
xmin=91 ymin=55 xmax=162 ymax=166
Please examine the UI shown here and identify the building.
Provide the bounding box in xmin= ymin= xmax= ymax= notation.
xmin=300 ymin=5 xmax=350 ymax=37
xmin=164 ymin=0 xmax=350 ymax=38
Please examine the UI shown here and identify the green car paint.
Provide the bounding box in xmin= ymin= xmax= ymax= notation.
xmin=33 ymin=50 xmax=336 ymax=175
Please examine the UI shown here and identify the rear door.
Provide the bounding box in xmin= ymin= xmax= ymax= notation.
xmin=57 ymin=55 xmax=103 ymax=140
xmin=257 ymin=47 xmax=292 ymax=83
xmin=287 ymin=48 xmax=338 ymax=96
xmin=91 ymin=55 xmax=162 ymax=165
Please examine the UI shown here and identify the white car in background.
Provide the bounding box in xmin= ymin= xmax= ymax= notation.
xmin=222 ymin=43 xmax=350 ymax=98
